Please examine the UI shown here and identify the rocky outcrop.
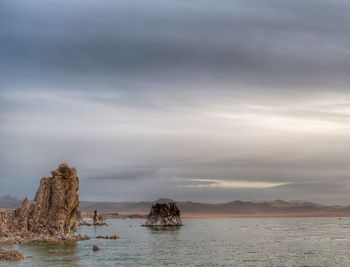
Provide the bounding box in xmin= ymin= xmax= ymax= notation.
xmin=144 ymin=203 xmax=183 ymax=226
xmin=93 ymin=210 xmax=107 ymax=226
xmin=0 ymin=249 xmax=26 ymax=261
xmin=0 ymin=163 xmax=86 ymax=244
xmin=29 ymin=163 xmax=79 ymax=235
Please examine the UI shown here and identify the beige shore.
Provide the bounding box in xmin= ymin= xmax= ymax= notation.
xmin=181 ymin=212 xmax=350 ymax=218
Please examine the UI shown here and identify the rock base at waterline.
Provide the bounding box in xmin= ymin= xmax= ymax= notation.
xmin=0 ymin=249 xmax=26 ymax=261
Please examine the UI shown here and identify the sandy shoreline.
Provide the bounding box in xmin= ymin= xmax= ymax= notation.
xmin=83 ymin=212 xmax=350 ymax=219
xmin=181 ymin=212 xmax=350 ymax=218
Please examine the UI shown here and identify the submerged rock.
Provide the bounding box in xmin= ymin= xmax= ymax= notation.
xmin=79 ymin=221 xmax=92 ymax=226
xmin=0 ymin=163 xmax=82 ymax=243
xmin=144 ymin=203 xmax=183 ymax=227
xmin=92 ymin=245 xmax=100 ymax=252
xmin=93 ymin=210 xmax=107 ymax=226
xmin=96 ymin=235 xmax=119 ymax=240
xmin=0 ymin=248 xmax=26 ymax=261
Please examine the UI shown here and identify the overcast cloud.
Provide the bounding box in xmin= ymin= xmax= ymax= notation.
xmin=1 ymin=0 xmax=350 ymax=204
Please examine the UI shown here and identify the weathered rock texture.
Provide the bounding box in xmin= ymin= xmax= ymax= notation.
xmin=0 ymin=209 xmax=14 ymax=238
xmin=93 ymin=210 xmax=107 ymax=226
xmin=144 ymin=203 xmax=183 ymax=226
xmin=0 ymin=164 xmax=86 ymax=244
xmin=30 ymin=163 xmax=79 ymax=235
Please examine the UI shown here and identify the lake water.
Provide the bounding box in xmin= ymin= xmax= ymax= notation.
xmin=2 ymin=217 xmax=350 ymax=266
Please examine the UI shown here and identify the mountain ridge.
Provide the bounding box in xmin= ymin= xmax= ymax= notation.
xmin=2 ymin=196 xmax=350 ymax=215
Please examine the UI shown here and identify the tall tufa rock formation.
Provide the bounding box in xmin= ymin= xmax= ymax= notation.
xmin=144 ymin=203 xmax=183 ymax=226
xmin=26 ymin=163 xmax=80 ymax=235
xmin=0 ymin=163 xmax=82 ymax=243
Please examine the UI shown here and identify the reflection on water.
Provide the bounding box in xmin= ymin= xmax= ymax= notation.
xmin=2 ymin=241 xmax=80 ymax=266
xmin=24 ymin=241 xmax=78 ymax=266
xmin=3 ymin=218 xmax=350 ymax=266
xmin=145 ymin=225 xmax=182 ymax=232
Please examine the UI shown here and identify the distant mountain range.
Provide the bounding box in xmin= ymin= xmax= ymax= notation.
xmin=2 ymin=196 xmax=350 ymax=216
xmin=0 ymin=195 xmax=22 ymax=209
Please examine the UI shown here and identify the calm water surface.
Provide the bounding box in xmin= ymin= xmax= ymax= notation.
xmin=2 ymin=217 xmax=350 ymax=266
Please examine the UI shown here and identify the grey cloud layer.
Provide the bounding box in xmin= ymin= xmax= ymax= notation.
xmin=1 ymin=0 xmax=350 ymax=88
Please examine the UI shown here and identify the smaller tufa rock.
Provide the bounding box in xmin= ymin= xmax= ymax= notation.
xmin=93 ymin=210 xmax=107 ymax=226
xmin=144 ymin=203 xmax=183 ymax=227
xmin=0 ymin=249 xmax=26 ymax=261
xmin=12 ymin=198 xmax=33 ymax=231
xmin=92 ymin=245 xmax=100 ymax=252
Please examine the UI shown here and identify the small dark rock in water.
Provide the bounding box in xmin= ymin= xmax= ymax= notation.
xmin=93 ymin=210 xmax=108 ymax=226
xmin=144 ymin=203 xmax=183 ymax=227
xmin=92 ymin=245 xmax=100 ymax=252
xmin=0 ymin=248 xmax=26 ymax=261
xmin=96 ymin=235 xmax=119 ymax=240
xmin=79 ymin=221 xmax=92 ymax=226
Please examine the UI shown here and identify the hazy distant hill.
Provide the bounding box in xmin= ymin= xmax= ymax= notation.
xmin=0 ymin=195 xmax=22 ymax=209
xmin=1 ymin=195 xmax=348 ymax=215
xmin=79 ymin=198 xmax=347 ymax=215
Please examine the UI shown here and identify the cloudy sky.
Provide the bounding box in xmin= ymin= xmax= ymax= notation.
xmin=1 ymin=0 xmax=350 ymax=204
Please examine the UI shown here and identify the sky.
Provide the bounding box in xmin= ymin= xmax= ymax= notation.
xmin=1 ymin=0 xmax=350 ymax=204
